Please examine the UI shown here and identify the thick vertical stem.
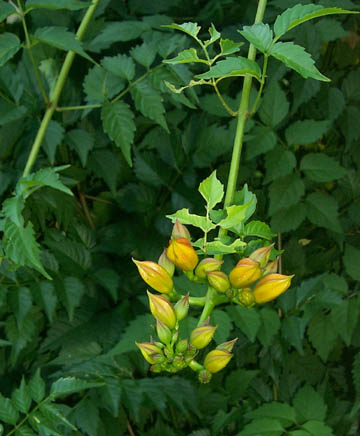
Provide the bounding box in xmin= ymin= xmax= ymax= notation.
xmin=218 ymin=0 xmax=268 ymax=236
xmin=22 ymin=0 xmax=100 ymax=177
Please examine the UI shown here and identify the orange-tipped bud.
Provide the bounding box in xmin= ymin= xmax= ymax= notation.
xmin=238 ymin=288 xmax=255 ymax=307
xmin=172 ymin=219 xmax=191 ymax=240
xmin=166 ymin=238 xmax=198 ymax=271
xmin=190 ymin=325 xmax=217 ymax=349
xmin=136 ymin=342 xmax=164 ymax=364
xmin=263 ymin=258 xmax=279 ymax=275
xmin=156 ymin=319 xmax=172 ymax=345
xmin=207 ymin=271 xmax=230 ymax=293
xmin=216 ymin=338 xmax=238 ymax=353
xmin=253 ymin=273 xmax=294 ymax=304
xmin=203 ymin=349 xmax=233 ymax=373
xmin=158 ymin=249 xmax=175 ymax=277
xmin=133 ymin=259 xmax=173 ymax=294
xmin=174 ymin=293 xmax=189 ymax=321
xmin=229 ymin=258 xmax=262 ymax=288
xmin=147 ymin=291 xmax=177 ymax=329
xmin=195 ymin=258 xmax=223 ymax=279
xmin=249 ymin=244 xmax=274 ymax=268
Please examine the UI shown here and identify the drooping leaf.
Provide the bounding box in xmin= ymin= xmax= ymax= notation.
xmin=0 ymin=33 xmax=21 ymax=67
xmin=66 ymin=128 xmax=94 ymax=167
xmin=245 ymin=126 xmax=277 ymax=160
xmin=274 ymin=4 xmax=357 ymax=39
xmin=239 ymin=23 xmax=273 ymax=53
xmin=71 ymin=399 xmax=100 ymax=436
xmin=285 ymin=119 xmax=331 ymax=146
xmin=270 ymin=42 xmax=330 ymax=82
xmin=257 ymin=308 xmax=280 ymax=347
xmin=264 ymin=147 xmax=297 ymax=184
xmin=32 ymin=282 xmax=57 ymax=323
xmin=330 ymin=300 xmax=359 ymax=346
xmin=83 ymin=65 xmax=125 ymax=103
xmin=219 ymin=39 xmax=243 ymax=56
xmin=163 ymin=48 xmax=208 ymax=65
xmin=3 ymin=219 xmax=51 ymax=279
xmin=198 ymin=170 xmax=224 ymax=210
xmin=281 ymin=315 xmax=307 ymax=355
xmin=167 ymin=209 xmax=216 ymax=232
xmin=243 ymin=221 xmax=276 ymax=240
xmin=101 ymin=101 xmax=135 ymax=166
xmin=195 ymin=57 xmax=261 ymax=81
xmin=28 ymin=369 xmax=46 ymax=403
xmin=307 ymin=313 xmax=338 ymax=361
xmin=270 ymin=203 xmax=306 ymax=232
xmin=8 ymin=287 xmax=32 ymax=330
xmin=2 ymin=195 xmax=24 ymax=226
xmin=34 ymin=27 xmax=94 ymax=62
xmin=293 ymin=385 xmax=327 ymax=423
xmin=58 ymin=276 xmax=85 ymax=322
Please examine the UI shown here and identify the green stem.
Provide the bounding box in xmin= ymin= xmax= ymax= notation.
xmin=56 ymin=103 xmax=102 ymax=111
xmin=249 ymin=54 xmax=269 ymax=115
xmin=217 ymin=0 xmax=268 ymax=243
xmin=197 ymin=286 xmax=217 ymax=326
xmin=17 ymin=0 xmax=49 ymax=105
xmin=188 ymin=359 xmax=204 ymax=372
xmin=22 ymin=0 xmax=100 ymax=177
xmin=213 ymin=81 xmax=237 ymax=117
xmin=189 ymin=297 xmax=206 ymax=306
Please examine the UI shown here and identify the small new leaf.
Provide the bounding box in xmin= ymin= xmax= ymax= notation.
xmin=163 ymin=48 xmax=209 ymax=65
xmin=195 ymin=57 xmax=261 ymax=81
xmin=163 ymin=22 xmax=201 ymax=40
xmin=198 ymin=170 xmax=224 ymax=210
xmin=167 ymin=209 xmax=216 ymax=233
xmin=0 ymin=33 xmax=21 ymax=67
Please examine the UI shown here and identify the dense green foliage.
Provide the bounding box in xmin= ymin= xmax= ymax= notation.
xmin=0 ymin=0 xmax=360 ymax=435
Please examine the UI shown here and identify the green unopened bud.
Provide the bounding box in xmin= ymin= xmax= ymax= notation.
xmin=190 ymin=325 xmax=217 ymax=349
xmin=175 ymin=338 xmax=189 ymax=354
xmin=158 ymin=249 xmax=175 ymax=277
xmin=195 ymin=258 xmax=223 ymax=279
xmin=198 ymin=369 xmax=212 ymax=384
xmin=229 ymin=258 xmax=262 ymax=288
xmin=172 ymin=355 xmax=187 ymax=370
xmin=147 ymin=291 xmax=177 ymax=329
xmin=249 ymin=244 xmax=274 ymax=268
xmin=216 ymin=338 xmax=238 ymax=353
xmin=207 ymin=271 xmax=230 ymax=293
xmin=172 ymin=219 xmax=191 ymax=240
xmin=151 ymin=353 xmax=166 ymax=364
xmin=263 ymin=258 xmax=279 ymax=275
xmin=174 ymin=293 xmax=189 ymax=321
xmin=133 ymin=259 xmax=173 ymax=294
xmin=238 ymin=288 xmax=255 ymax=307
xmin=150 ymin=364 xmax=163 ymax=373
xmin=156 ymin=319 xmax=172 ymax=345
xmin=204 ymin=349 xmax=233 ymax=373
xmin=136 ymin=342 xmax=164 ymax=364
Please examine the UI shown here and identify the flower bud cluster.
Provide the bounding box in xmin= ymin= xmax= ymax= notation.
xmin=133 ymin=220 xmax=294 ymax=382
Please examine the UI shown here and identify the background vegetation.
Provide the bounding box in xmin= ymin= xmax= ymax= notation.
xmin=0 ymin=0 xmax=360 ymax=435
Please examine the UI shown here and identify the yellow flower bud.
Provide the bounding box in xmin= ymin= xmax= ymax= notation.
xmin=249 ymin=243 xmax=274 ymax=268
xmin=229 ymin=258 xmax=262 ymax=288
xmin=166 ymin=238 xmax=198 ymax=271
xmin=172 ymin=219 xmax=191 ymax=240
xmin=190 ymin=325 xmax=217 ymax=349
xmin=133 ymin=259 xmax=173 ymax=294
xmin=158 ymin=249 xmax=175 ymax=277
xmin=195 ymin=258 xmax=223 ymax=279
xmin=136 ymin=342 xmax=164 ymax=364
xmin=253 ymin=273 xmax=294 ymax=304
xmin=147 ymin=291 xmax=177 ymax=329
xmin=203 ymin=349 xmax=233 ymax=373
xmin=207 ymin=271 xmax=230 ymax=293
